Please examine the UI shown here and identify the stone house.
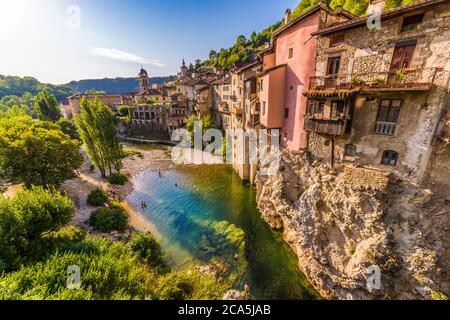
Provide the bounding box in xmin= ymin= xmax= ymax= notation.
xmin=304 ymin=0 xmax=450 ymax=182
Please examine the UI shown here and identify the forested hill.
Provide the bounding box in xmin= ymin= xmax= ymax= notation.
xmin=203 ymin=0 xmax=418 ymax=71
xmin=0 ymin=75 xmax=176 ymax=101
xmin=0 ymin=75 xmax=74 ymax=101
xmin=65 ymin=76 xmax=176 ymax=95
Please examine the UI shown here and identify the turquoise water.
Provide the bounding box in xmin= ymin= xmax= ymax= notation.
xmin=127 ymin=164 xmax=318 ymax=300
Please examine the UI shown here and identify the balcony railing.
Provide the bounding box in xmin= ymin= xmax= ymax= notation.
xmin=309 ymin=68 xmax=447 ymax=91
xmin=374 ymin=121 xmax=397 ymax=136
xmin=304 ymin=118 xmax=347 ymax=136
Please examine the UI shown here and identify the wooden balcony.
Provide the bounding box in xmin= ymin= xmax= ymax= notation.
xmin=232 ymin=107 xmax=243 ymax=115
xmin=309 ymin=68 xmax=447 ymax=92
xmin=304 ymin=118 xmax=348 ymax=136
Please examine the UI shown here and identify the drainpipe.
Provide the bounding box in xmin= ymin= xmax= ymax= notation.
xmin=331 ymin=136 xmax=335 ymax=170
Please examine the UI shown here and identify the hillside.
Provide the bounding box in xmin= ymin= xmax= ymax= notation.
xmin=204 ymin=0 xmax=419 ymax=71
xmin=65 ymin=76 xmax=176 ymax=95
xmin=0 ymin=75 xmax=176 ymax=101
xmin=0 ymin=75 xmax=74 ymax=101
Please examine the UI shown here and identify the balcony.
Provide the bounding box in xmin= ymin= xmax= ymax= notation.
xmin=304 ymin=118 xmax=348 ymax=136
xmin=374 ymin=121 xmax=397 ymax=136
xmin=218 ymin=102 xmax=230 ymax=114
xmin=232 ymin=106 xmax=243 ymax=115
xmin=309 ymin=68 xmax=447 ymax=92
xmin=251 ymin=102 xmax=260 ymax=115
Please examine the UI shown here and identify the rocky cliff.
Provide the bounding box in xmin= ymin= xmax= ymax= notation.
xmin=256 ymin=150 xmax=449 ymax=300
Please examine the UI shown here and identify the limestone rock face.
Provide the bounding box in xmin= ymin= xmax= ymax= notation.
xmin=256 ymin=151 xmax=449 ymax=300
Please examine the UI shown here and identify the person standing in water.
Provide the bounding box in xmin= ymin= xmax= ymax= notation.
xmin=243 ymin=282 xmax=250 ymax=300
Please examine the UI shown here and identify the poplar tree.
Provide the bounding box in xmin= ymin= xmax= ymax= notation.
xmin=74 ymin=98 xmax=123 ymax=178
xmin=34 ymin=89 xmax=62 ymax=122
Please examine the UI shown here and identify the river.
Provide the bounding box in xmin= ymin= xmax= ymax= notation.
xmin=126 ymin=160 xmax=318 ymax=300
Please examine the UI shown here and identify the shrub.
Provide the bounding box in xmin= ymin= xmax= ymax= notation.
xmin=117 ymin=106 xmax=131 ymax=117
xmin=108 ymin=172 xmax=129 ymax=185
xmin=373 ymin=77 xmax=385 ymax=85
xmin=89 ymin=204 xmax=128 ymax=232
xmin=0 ymin=187 xmax=74 ymax=270
xmin=87 ymin=188 xmax=108 ymax=206
xmin=129 ymin=232 xmax=169 ymax=273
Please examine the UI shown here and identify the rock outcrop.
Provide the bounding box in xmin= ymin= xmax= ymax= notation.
xmin=256 ymin=150 xmax=449 ymax=300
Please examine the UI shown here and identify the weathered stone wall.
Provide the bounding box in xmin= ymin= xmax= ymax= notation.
xmin=310 ymin=3 xmax=450 ymax=182
xmin=257 ymin=150 xmax=449 ymax=300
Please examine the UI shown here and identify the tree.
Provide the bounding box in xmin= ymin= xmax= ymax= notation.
xmin=118 ymin=105 xmax=131 ymax=117
xmin=57 ymin=118 xmax=80 ymax=140
xmin=74 ymin=98 xmax=123 ymax=178
xmin=195 ymin=59 xmax=202 ymax=70
xmin=209 ymin=50 xmax=217 ymax=60
xmin=34 ymin=89 xmax=62 ymax=122
xmin=0 ymin=118 xmax=83 ymax=188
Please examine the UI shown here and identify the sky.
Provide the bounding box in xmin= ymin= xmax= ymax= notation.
xmin=0 ymin=0 xmax=299 ymax=84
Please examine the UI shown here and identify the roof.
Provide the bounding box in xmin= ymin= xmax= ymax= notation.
xmin=313 ymin=0 xmax=449 ymax=36
xmin=260 ymin=63 xmax=287 ymax=76
xmin=136 ymin=88 xmax=163 ymax=96
xmin=237 ymin=60 xmax=262 ymax=73
xmin=273 ymin=3 xmax=355 ymax=38
xmin=211 ymin=77 xmax=232 ymax=85
xmin=195 ymin=85 xmax=210 ymax=93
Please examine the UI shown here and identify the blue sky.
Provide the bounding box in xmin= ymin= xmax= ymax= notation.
xmin=0 ymin=0 xmax=299 ymax=84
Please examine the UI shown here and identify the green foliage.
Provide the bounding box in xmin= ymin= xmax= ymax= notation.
xmin=157 ymin=270 xmax=227 ymax=300
xmin=56 ymin=118 xmax=80 ymax=140
xmin=87 ymin=188 xmax=109 ymax=206
xmin=0 ymin=75 xmax=74 ymax=101
xmin=107 ymin=172 xmax=129 ymax=185
xmin=89 ymin=204 xmax=129 ymax=232
xmin=0 ymin=187 xmax=75 ymax=270
xmin=0 ymin=232 xmax=228 ymax=300
xmin=0 ymin=117 xmax=83 ymax=188
xmin=431 ymin=291 xmax=448 ymax=301
xmin=34 ymin=89 xmax=62 ymax=122
xmin=207 ymin=22 xmax=281 ymax=71
xmin=74 ymin=98 xmax=124 ymax=178
xmin=117 ymin=105 xmax=131 ymax=117
xmin=122 ymin=149 xmax=144 ymax=160
xmin=184 ymin=114 xmax=217 ymax=145
xmin=0 ymin=92 xmax=36 ymax=117
xmin=128 ymin=232 xmax=169 ymax=273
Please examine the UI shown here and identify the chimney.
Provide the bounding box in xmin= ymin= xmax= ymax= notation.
xmin=367 ymin=0 xmax=385 ymax=15
xmin=285 ymin=9 xmax=292 ymax=25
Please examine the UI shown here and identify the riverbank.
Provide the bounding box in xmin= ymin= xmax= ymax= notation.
xmin=61 ymin=143 xmax=173 ymax=236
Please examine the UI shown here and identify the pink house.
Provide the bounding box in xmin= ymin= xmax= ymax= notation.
xmin=260 ymin=4 xmax=353 ymax=150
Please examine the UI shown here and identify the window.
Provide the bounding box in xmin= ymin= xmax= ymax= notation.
xmin=327 ymin=56 xmax=341 ymax=75
xmin=390 ymin=42 xmax=416 ymax=71
xmin=260 ymin=80 xmax=264 ymax=91
xmin=331 ymin=101 xmax=345 ymax=118
xmin=381 ymin=150 xmax=399 ymax=166
xmin=330 ymin=32 xmax=345 ymax=47
xmin=314 ymin=101 xmax=325 ymax=115
xmin=401 ymin=13 xmax=424 ymax=32
xmin=375 ymin=100 xmax=402 ymax=135
xmin=262 ymin=102 xmax=266 ymax=115
xmin=345 ymin=144 xmax=357 ymax=157
xmin=285 ymin=108 xmax=289 ymax=118
xmin=288 ymin=47 xmax=294 ymax=59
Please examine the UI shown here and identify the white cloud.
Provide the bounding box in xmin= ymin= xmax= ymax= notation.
xmin=91 ymin=48 xmax=166 ymax=67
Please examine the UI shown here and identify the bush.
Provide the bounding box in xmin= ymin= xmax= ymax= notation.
xmin=87 ymin=188 xmax=108 ymax=206
xmin=117 ymin=106 xmax=131 ymax=117
xmin=108 ymin=172 xmax=129 ymax=185
xmin=89 ymin=204 xmax=128 ymax=232
xmin=0 ymin=187 xmax=75 ymax=270
xmin=129 ymin=232 xmax=169 ymax=273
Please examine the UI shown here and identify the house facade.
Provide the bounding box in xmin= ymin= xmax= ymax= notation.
xmin=259 ymin=4 xmax=353 ymax=151
xmin=304 ymin=0 xmax=450 ymax=181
